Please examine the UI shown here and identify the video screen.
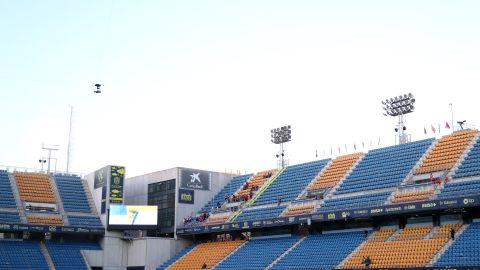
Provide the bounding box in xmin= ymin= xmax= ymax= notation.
xmin=108 ymin=205 xmax=158 ymax=230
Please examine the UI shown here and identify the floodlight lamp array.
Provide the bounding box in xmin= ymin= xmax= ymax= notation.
xmin=271 ymin=125 xmax=292 ymax=144
xmin=382 ymin=93 xmax=415 ymax=117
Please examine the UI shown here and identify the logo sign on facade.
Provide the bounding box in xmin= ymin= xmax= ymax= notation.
xmin=94 ymin=168 xmax=107 ymax=189
xmin=180 ymin=169 xmax=211 ymax=190
xmin=109 ymin=166 xmax=125 ymax=203
xmin=178 ymin=189 xmax=195 ymax=204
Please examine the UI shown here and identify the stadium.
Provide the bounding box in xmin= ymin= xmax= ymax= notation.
xmin=2 ymin=1 xmax=480 ymax=270
xmin=1 ymin=122 xmax=480 ymax=269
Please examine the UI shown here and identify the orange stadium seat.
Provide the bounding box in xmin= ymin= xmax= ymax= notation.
xmin=415 ymin=130 xmax=477 ymax=175
xmin=14 ymin=172 xmax=56 ymax=203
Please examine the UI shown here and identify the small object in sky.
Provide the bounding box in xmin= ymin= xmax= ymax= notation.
xmin=93 ymin=83 xmax=103 ymax=93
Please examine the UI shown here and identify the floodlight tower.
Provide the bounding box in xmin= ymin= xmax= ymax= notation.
xmin=271 ymin=125 xmax=292 ymax=168
xmin=382 ymin=93 xmax=416 ymax=144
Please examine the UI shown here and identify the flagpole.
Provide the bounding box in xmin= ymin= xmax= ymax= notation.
xmin=449 ymin=103 xmax=454 ymax=133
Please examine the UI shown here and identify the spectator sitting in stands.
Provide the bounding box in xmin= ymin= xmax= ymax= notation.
xmin=450 ymin=228 xmax=456 ymax=240
xmin=201 ymin=262 xmax=207 ymax=269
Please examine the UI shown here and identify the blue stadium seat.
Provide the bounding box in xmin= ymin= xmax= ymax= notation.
xmin=203 ymin=174 xmax=253 ymax=211
xmin=46 ymin=240 xmax=101 ymax=270
xmin=53 ymin=174 xmax=92 ymax=213
xmin=215 ymin=235 xmax=300 ymax=270
xmin=270 ymin=231 xmax=366 ymax=270
xmin=319 ymin=192 xmax=390 ymax=212
xmin=156 ymin=243 xmax=197 ymax=270
xmin=0 ymin=211 xmax=21 ymax=224
xmin=253 ymin=159 xmax=330 ymax=206
xmin=454 ymin=138 xmax=480 ymax=178
xmin=437 ymin=179 xmax=480 ymax=199
xmin=68 ymin=215 xmax=103 ymax=228
xmin=235 ymin=205 xmax=287 ymax=222
xmin=0 ymin=239 xmax=49 ymax=270
xmin=434 ymin=222 xmax=480 ymax=266
xmin=334 ymin=139 xmax=434 ymax=195
xmin=0 ymin=170 xmax=17 ymax=208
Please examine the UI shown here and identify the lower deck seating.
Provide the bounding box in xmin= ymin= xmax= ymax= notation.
xmin=156 ymin=243 xmax=197 ymax=270
xmin=204 ymin=212 xmax=231 ymax=224
xmin=435 ymin=222 xmax=480 ymax=267
xmin=0 ymin=170 xmax=16 ymax=208
xmin=341 ymin=224 xmax=460 ymax=269
xmin=391 ymin=189 xmax=435 ymax=204
xmin=437 ymin=179 xmax=480 ymax=199
xmin=319 ymin=192 xmax=390 ymax=212
xmin=215 ymin=236 xmax=299 ymax=270
xmin=283 ymin=202 xmax=316 ymax=216
xmin=168 ymin=240 xmax=244 ymax=270
xmin=0 ymin=211 xmax=21 ymax=223
xmin=45 ymin=240 xmax=101 ymax=270
xmin=0 ymin=239 xmax=49 ymax=270
xmin=235 ymin=205 xmax=286 ymax=222
xmin=271 ymin=231 xmax=366 ymax=270
xmin=27 ymin=215 xmax=63 ymax=225
xmin=68 ymin=215 xmax=103 ymax=227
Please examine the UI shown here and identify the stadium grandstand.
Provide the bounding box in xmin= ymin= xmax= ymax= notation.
xmin=1 ymin=129 xmax=480 ymax=269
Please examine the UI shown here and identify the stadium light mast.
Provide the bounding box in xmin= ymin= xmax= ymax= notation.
xmin=271 ymin=125 xmax=291 ymax=168
xmin=382 ymin=93 xmax=416 ymax=144
xmin=42 ymin=144 xmax=59 ymax=174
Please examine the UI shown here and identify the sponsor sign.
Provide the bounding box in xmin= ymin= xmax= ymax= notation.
xmin=0 ymin=223 xmax=104 ymax=235
xmin=180 ymin=169 xmax=211 ymax=190
xmin=178 ymin=189 xmax=195 ymax=204
xmin=176 ymin=195 xmax=480 ymax=236
xmin=109 ymin=166 xmax=125 ymax=203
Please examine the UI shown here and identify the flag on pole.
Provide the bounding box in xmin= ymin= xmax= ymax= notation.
xmin=354 ymin=143 xmax=357 ymax=150
xmin=344 ymin=144 xmax=348 ymax=152
xmin=424 ymin=127 xmax=427 ymax=134
xmin=316 ymin=150 xmax=318 ymax=158
xmin=438 ymin=123 xmax=441 ymax=134
xmin=338 ymin=145 xmax=341 ymax=153
xmin=330 ymin=147 xmax=333 ymax=155
xmin=431 ymin=124 xmax=436 ymax=133
xmin=362 ymin=141 xmax=365 ymax=149
xmin=445 ymin=121 xmax=451 ymax=129
xmin=378 ymin=137 xmax=381 ymax=145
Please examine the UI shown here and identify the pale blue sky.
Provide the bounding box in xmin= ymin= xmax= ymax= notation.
xmin=1 ymin=1 xmax=479 ymax=177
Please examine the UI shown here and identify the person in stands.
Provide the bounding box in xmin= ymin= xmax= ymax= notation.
xmin=362 ymin=256 xmax=371 ymax=268
xmin=450 ymin=228 xmax=456 ymax=240
xmin=201 ymin=262 xmax=207 ymax=269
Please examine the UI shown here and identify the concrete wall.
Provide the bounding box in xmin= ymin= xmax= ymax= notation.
xmin=124 ymin=168 xmax=178 ymax=205
xmin=174 ymin=169 xmax=236 ymax=229
xmin=86 ymin=234 xmax=190 ymax=270
xmin=124 ymin=167 xmax=236 ymax=237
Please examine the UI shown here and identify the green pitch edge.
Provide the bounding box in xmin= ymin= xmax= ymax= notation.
xmin=229 ymin=167 xmax=286 ymax=222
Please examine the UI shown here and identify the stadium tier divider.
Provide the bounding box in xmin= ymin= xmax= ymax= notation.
xmin=156 ymin=243 xmax=197 ymax=270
